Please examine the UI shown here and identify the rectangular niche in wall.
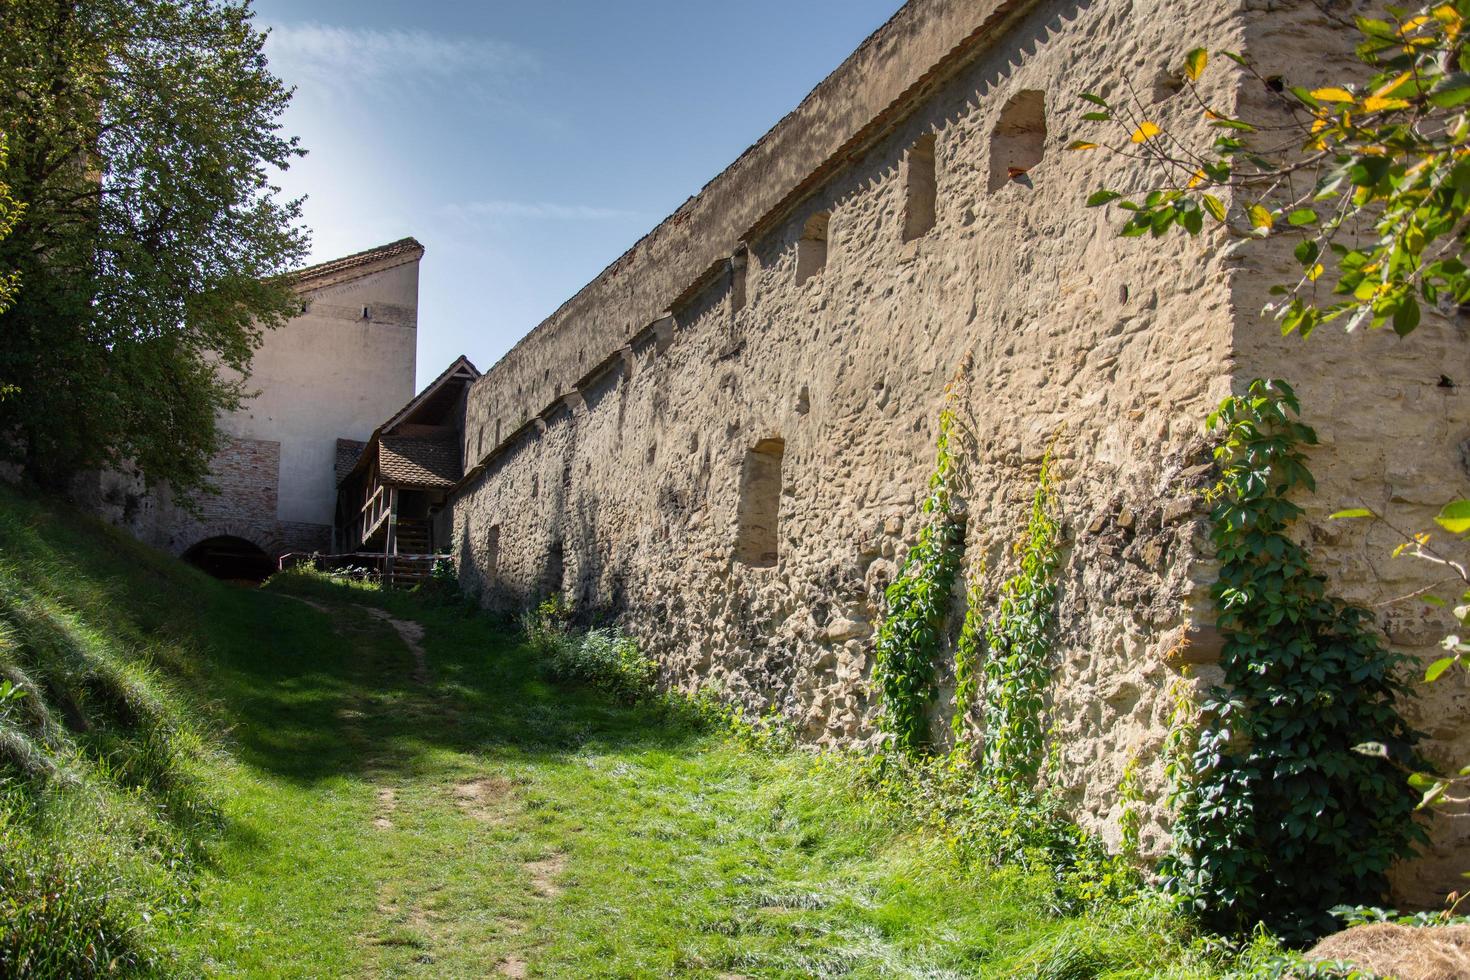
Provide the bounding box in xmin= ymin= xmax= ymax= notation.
xmin=902 ymin=133 xmax=938 ymax=241
xmin=735 ymin=438 xmax=784 ymax=568
xmin=795 ymin=212 xmax=829 ymax=286
xmin=730 ymin=248 xmax=749 ymax=314
xmin=484 ymin=524 xmax=500 ymax=581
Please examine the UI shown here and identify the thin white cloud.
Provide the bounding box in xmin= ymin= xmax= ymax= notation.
xmin=443 ymin=200 xmax=646 ymax=222
xmin=264 ymin=21 xmax=538 ymax=95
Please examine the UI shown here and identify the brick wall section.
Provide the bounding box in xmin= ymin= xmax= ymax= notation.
xmin=196 ymin=437 xmax=279 ymax=524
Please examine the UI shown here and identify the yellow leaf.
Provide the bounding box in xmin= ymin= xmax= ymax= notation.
xmin=1184 ymin=48 xmax=1208 ymax=83
xmin=1187 ymin=169 xmax=1207 ymax=188
xmin=1363 ymin=95 xmax=1411 ymax=112
xmin=1248 ymin=204 xmax=1274 ymax=230
xmin=1307 ymin=263 xmax=1325 ymax=282
xmin=1130 ymin=121 xmax=1161 ymax=143
xmin=1311 ymin=86 xmax=1355 ymax=102
xmin=1372 ymin=71 xmax=1414 ymax=99
xmin=1067 ymin=140 xmax=1099 ymax=151
xmin=1401 ymin=15 xmax=1431 ymax=33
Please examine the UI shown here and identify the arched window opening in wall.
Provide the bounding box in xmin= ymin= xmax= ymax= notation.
xmin=484 ymin=524 xmax=500 ymax=581
xmin=795 ymin=212 xmax=829 ymax=285
xmin=735 ymin=438 xmax=784 ymax=568
xmin=902 ymin=133 xmax=938 ymax=241
xmin=988 ymin=89 xmax=1046 ymax=191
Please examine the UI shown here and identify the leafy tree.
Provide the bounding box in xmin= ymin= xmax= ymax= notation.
xmin=0 ymin=134 xmax=20 ymax=320
xmin=0 ymin=0 xmax=308 ymax=495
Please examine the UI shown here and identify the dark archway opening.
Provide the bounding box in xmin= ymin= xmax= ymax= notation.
xmin=183 ymin=536 xmax=274 ymax=584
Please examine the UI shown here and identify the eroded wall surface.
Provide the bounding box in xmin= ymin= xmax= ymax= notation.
xmin=451 ymin=0 xmax=1252 ymax=860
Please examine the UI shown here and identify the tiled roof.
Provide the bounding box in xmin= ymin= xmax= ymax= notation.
xmin=293 ymin=238 xmax=424 ymax=288
xmin=335 ymin=439 xmax=367 ymax=485
xmin=377 ymin=436 xmax=461 ymax=489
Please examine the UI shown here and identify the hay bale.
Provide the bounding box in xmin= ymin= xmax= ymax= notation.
xmin=1307 ymin=923 xmax=1470 ymax=980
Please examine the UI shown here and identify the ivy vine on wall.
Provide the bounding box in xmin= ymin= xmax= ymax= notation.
xmin=872 ymin=408 xmax=964 ymax=756
xmin=950 ymin=558 xmax=985 ymax=749
xmin=978 ymin=453 xmax=1061 ymax=795
xmin=1164 ymin=380 xmax=1424 ymax=940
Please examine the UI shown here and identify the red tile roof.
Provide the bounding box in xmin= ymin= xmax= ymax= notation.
xmin=377 ymin=436 xmax=461 ymax=489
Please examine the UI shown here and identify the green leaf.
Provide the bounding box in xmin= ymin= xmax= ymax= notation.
xmin=1419 ymin=781 xmax=1448 ymax=810
xmin=1079 ymin=92 xmax=1110 ymax=107
xmin=1435 ymin=500 xmax=1470 ymax=535
xmin=1409 ymin=771 xmax=1437 ymax=790
xmin=1202 ymin=194 xmax=1227 ymax=222
xmin=1184 ymin=48 xmax=1208 ymax=82
xmin=1429 ymin=72 xmax=1470 ymax=109
xmin=1426 ymin=657 xmax=1457 ymax=682
xmin=1247 ymin=204 xmax=1274 ymax=231
xmin=1287 ymin=208 xmax=1318 ymax=226
xmin=1393 ymin=296 xmax=1421 ymax=336
xmin=1329 ymin=508 xmax=1373 ymax=519
xmin=1086 ymin=190 xmax=1122 ymax=207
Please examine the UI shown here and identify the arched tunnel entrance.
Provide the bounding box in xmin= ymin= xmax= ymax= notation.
xmin=182 ymin=536 xmax=275 ymax=584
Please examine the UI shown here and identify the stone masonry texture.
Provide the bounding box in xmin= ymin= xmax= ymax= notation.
xmin=447 ymin=0 xmax=1467 ymax=902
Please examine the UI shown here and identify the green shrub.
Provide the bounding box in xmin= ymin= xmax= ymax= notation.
xmin=521 ymin=593 xmax=573 ymax=660
xmin=546 ymin=627 xmax=658 ymax=704
xmin=522 ymin=596 xmax=660 ymax=704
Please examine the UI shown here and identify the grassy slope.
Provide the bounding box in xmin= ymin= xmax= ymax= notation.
xmin=0 ymin=486 xmax=1239 ymax=977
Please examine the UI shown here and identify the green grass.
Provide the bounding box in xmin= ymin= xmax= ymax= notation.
xmin=0 ymin=485 xmax=1287 ymax=977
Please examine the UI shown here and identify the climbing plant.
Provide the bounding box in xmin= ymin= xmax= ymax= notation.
xmin=873 ymin=408 xmax=965 ymax=757
xmin=1117 ymin=751 xmax=1144 ymax=866
xmin=979 ymin=453 xmax=1061 ymax=796
xmin=1163 ymin=380 xmax=1423 ymax=940
xmin=950 ymin=558 xmax=985 ymax=749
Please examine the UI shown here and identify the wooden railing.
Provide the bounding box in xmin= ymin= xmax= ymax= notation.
xmin=349 ymin=482 xmax=393 ymax=553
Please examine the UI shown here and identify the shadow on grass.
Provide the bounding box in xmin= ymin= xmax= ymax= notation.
xmin=206 ymin=574 xmax=710 ymax=787
xmin=0 ymin=486 xmax=705 ymax=792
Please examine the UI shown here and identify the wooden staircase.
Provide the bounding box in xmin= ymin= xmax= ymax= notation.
xmin=389 ymin=519 xmax=435 ymax=588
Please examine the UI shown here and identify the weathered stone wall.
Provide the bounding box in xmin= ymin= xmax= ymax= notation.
xmin=449 ymin=0 xmax=1463 ymax=900
xmin=451 ymin=0 xmax=1247 ymax=861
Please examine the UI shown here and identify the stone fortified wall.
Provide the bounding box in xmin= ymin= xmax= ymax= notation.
xmin=448 ymin=0 xmax=1468 ymax=900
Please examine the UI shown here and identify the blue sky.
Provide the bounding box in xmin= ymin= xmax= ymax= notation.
xmin=252 ymin=0 xmax=902 ymax=387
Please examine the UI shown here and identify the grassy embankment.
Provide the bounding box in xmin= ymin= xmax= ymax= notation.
xmin=0 ymin=484 xmax=1284 ymax=977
